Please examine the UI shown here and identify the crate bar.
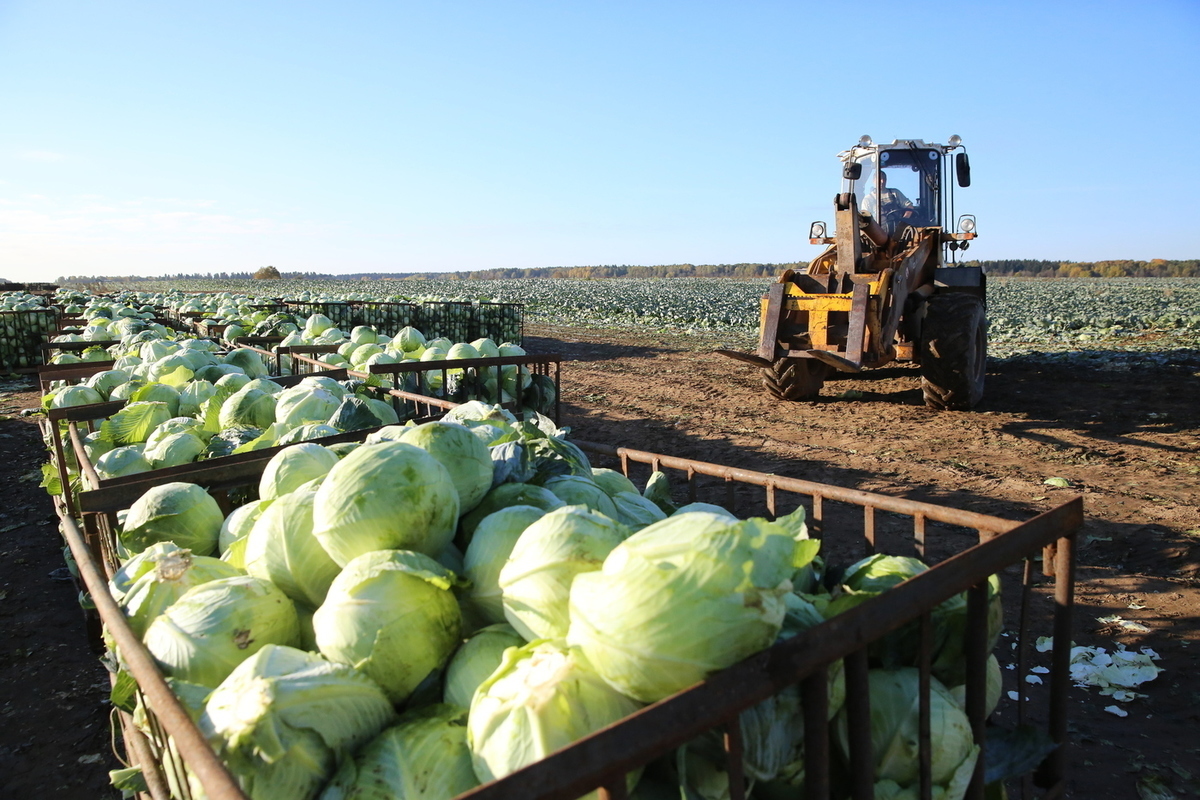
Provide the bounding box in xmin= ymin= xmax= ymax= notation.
xmin=1041 ymin=531 xmax=1076 ymax=793
xmin=575 ymin=442 xmax=1022 ymax=536
xmin=800 ymin=666 xmax=830 ymax=800
xmin=965 ymin=582 xmax=991 ymax=799
xmin=38 ymin=361 xmax=119 ymax=392
xmin=277 ymin=344 xmax=340 ymax=375
xmin=843 ymin=648 xmax=874 ymax=800
xmin=59 ymin=513 xmax=249 ymax=800
xmin=455 ymin=499 xmax=1081 ymax=800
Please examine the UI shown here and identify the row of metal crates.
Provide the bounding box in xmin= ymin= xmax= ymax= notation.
xmin=37 ymin=362 xmax=1081 ymax=800
xmin=172 ymin=300 xmax=525 ymax=345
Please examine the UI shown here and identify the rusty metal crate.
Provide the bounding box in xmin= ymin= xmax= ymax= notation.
xmin=56 ymin=434 xmax=1079 ymax=800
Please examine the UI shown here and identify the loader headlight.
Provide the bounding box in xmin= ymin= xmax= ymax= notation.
xmin=948 ymin=134 xmax=962 ymax=147
xmin=958 ymin=215 xmax=976 ymax=234
xmin=859 ymin=134 xmax=873 ymax=147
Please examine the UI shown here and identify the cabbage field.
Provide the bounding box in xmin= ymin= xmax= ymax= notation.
xmin=127 ymin=277 xmax=1200 ymax=358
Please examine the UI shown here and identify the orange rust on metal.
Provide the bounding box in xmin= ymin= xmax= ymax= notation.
xmin=863 ymin=505 xmax=876 ymax=553
xmin=915 ymin=513 xmax=927 ymax=558
xmin=59 ymin=515 xmax=250 ymax=800
xmin=598 ymin=782 xmax=628 ymax=800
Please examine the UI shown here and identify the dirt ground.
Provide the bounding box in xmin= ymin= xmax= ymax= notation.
xmin=1 ymin=323 xmax=1197 ymax=799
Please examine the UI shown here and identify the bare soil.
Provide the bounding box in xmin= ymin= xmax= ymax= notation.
xmin=1 ymin=322 xmax=1197 ymax=799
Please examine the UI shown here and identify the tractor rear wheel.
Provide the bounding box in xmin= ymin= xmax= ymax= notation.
xmin=763 ymin=358 xmax=829 ymax=401
xmin=920 ymin=293 xmax=987 ymax=410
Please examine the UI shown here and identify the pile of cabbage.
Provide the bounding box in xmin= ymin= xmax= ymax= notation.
xmin=271 ymin=317 xmax=555 ymax=416
xmin=41 ymin=333 xmax=401 ymax=483
xmin=100 ymin=402 xmax=1006 ymax=800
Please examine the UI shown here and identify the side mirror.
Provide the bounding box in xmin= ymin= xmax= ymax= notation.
xmin=956 ymin=152 xmax=971 ymax=187
xmin=843 ymin=162 xmax=862 ymax=180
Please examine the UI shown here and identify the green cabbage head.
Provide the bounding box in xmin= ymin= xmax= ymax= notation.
xmin=199 ymin=645 xmax=395 ymax=800
xmin=312 ymin=441 xmax=460 ymax=566
xmin=834 ymin=668 xmax=979 ymax=800
xmin=567 ymin=511 xmax=814 ymax=703
xmin=318 ymin=704 xmax=478 ymax=800
xmin=499 ymin=505 xmax=628 ymax=641
xmin=313 ymin=550 xmax=463 ymax=704
xmin=443 ymin=624 xmax=525 ymax=710
xmin=119 ymin=482 xmax=224 ymax=556
xmin=468 ymin=639 xmax=641 ymax=796
xmin=144 ymin=575 xmax=301 ymax=688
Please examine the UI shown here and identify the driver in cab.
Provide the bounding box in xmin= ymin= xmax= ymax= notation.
xmin=862 ymin=170 xmax=915 ymax=234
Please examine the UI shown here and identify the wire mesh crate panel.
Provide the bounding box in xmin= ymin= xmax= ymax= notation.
xmin=350 ymin=301 xmax=417 ymax=332
xmin=0 ymin=308 xmax=60 ymax=371
xmin=472 ymin=301 xmax=524 ymax=344
xmin=283 ymin=301 xmax=355 ymax=330
xmin=411 ymin=301 xmax=475 ymax=343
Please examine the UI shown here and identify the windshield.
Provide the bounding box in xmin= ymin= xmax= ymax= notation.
xmin=849 ymin=148 xmax=941 ymax=232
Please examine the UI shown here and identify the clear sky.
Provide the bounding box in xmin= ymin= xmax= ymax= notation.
xmin=2 ymin=1 xmax=1198 ymax=283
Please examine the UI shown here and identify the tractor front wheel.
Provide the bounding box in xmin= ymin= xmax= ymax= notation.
xmin=763 ymin=358 xmax=830 ymax=401
xmin=920 ymin=293 xmax=987 ymax=410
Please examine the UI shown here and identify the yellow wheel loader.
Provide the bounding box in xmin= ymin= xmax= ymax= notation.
xmin=718 ymin=136 xmax=984 ymax=410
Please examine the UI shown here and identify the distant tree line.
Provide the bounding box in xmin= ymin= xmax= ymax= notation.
xmin=957 ymin=259 xmax=1200 ymax=278
xmin=59 ymin=258 xmax=1200 ymax=285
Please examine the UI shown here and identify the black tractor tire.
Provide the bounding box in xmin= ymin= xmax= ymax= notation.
xmin=763 ymin=358 xmax=829 ymax=401
xmin=920 ymin=293 xmax=987 ymax=410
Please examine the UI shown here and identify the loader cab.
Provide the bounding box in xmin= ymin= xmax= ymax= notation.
xmin=848 ymin=145 xmax=942 ymax=235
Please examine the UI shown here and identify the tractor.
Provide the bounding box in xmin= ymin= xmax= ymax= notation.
xmin=717 ymin=136 xmax=985 ymax=410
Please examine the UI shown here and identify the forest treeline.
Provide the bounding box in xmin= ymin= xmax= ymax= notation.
xmin=54 ymin=258 xmax=1200 ymax=285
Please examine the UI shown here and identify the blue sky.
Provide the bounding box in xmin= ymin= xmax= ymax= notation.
xmin=2 ymin=1 xmax=1198 ymax=282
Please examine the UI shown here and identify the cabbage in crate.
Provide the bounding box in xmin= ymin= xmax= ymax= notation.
xmin=567 ymin=510 xmax=816 ymax=703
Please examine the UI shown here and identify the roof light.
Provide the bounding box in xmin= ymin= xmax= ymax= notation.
xmin=858 ymin=135 xmax=873 ymax=147
xmin=948 ymin=134 xmax=962 ymax=147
